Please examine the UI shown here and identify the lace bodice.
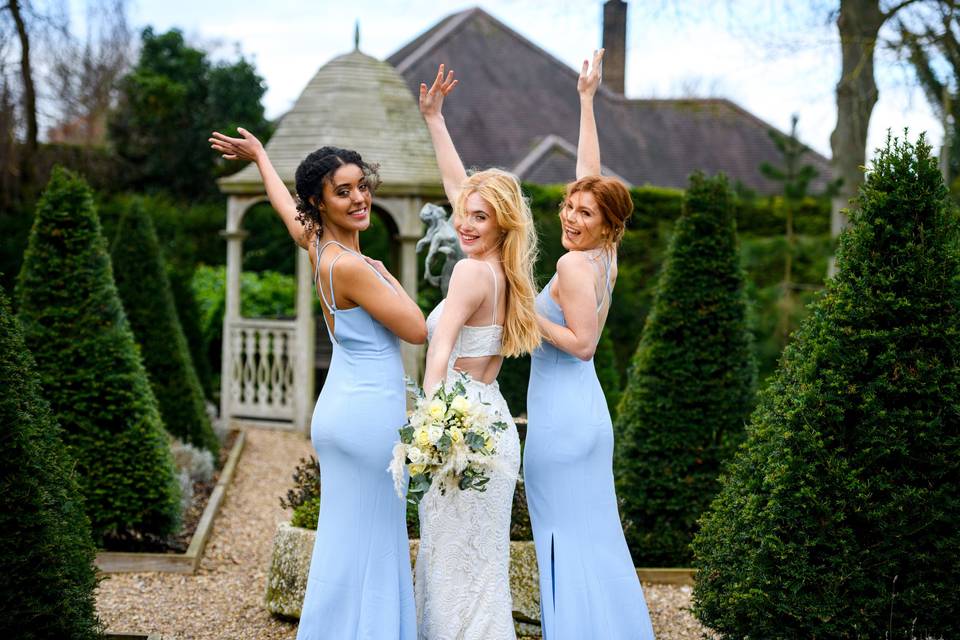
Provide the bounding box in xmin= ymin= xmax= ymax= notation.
xmin=425 ymin=261 xmax=503 ymax=371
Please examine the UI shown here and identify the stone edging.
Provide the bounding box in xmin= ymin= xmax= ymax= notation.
xmin=95 ymin=430 xmax=247 ymax=574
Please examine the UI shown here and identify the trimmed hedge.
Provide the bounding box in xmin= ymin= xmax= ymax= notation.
xmin=614 ymin=173 xmax=756 ymax=566
xmin=111 ymin=201 xmax=219 ymax=455
xmin=692 ymin=135 xmax=960 ymax=638
xmin=16 ymin=167 xmax=180 ymax=543
xmin=0 ymin=289 xmax=102 ymax=639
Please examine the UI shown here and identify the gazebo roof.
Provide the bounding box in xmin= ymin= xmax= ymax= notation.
xmin=219 ymin=49 xmax=441 ymax=197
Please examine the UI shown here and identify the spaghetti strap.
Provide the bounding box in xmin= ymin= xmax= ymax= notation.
xmin=314 ymin=240 xmax=398 ymax=314
xmin=484 ymin=261 xmax=499 ymax=325
xmin=596 ymin=251 xmax=613 ymax=313
xmin=315 ymin=239 xmax=341 ymax=313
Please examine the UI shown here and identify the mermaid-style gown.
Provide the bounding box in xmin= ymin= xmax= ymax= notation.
xmin=297 ymin=239 xmax=416 ymax=640
xmin=415 ymin=261 xmax=520 ymax=640
xmin=523 ymin=255 xmax=655 ymax=640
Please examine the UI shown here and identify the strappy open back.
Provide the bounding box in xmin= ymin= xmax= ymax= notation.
xmin=535 ymin=249 xmax=615 ymax=363
xmin=313 ymin=237 xmax=397 ymax=345
xmin=425 ymin=260 xmax=504 ymax=373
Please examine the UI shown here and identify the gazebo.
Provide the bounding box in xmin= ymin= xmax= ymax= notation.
xmin=217 ymin=47 xmax=442 ymax=434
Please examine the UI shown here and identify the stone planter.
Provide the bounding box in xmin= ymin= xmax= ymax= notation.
xmin=265 ymin=523 xmax=542 ymax=636
xmin=264 ymin=522 xmax=695 ymax=637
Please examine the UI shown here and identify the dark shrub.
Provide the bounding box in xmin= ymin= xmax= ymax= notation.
xmin=16 ymin=167 xmax=180 ymax=542
xmin=614 ymin=173 xmax=756 ymax=566
xmin=111 ymin=200 xmax=219 ymax=455
xmin=692 ymin=135 xmax=960 ymax=638
xmin=0 ymin=289 xmax=102 ymax=639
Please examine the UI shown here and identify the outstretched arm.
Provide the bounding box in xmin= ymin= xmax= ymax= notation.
xmin=209 ymin=128 xmax=309 ymax=249
xmin=576 ymin=49 xmax=604 ymax=180
xmin=419 ymin=65 xmax=468 ymax=204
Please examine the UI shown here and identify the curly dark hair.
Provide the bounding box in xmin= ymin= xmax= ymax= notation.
xmin=294 ymin=146 xmax=381 ymax=238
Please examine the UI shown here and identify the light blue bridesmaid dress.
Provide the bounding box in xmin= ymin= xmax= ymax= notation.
xmin=523 ymin=253 xmax=655 ymax=640
xmin=297 ymin=239 xmax=416 ymax=640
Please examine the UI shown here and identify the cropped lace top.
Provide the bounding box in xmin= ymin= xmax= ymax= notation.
xmin=426 ymin=261 xmax=503 ymax=367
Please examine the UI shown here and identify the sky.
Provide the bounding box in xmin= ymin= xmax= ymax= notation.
xmin=74 ymin=0 xmax=943 ymax=160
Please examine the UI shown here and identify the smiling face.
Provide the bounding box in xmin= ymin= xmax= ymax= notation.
xmin=559 ymin=190 xmax=609 ymax=251
xmin=455 ymin=191 xmax=502 ymax=258
xmin=316 ymin=163 xmax=372 ymax=232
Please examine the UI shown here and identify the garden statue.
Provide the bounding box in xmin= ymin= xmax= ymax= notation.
xmin=416 ymin=202 xmax=464 ymax=296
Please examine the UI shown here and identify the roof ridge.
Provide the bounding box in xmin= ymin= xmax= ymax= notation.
xmin=512 ymin=134 xmax=632 ymax=186
xmin=393 ymin=8 xmax=480 ymax=74
xmin=391 ymin=6 xmax=622 ymax=101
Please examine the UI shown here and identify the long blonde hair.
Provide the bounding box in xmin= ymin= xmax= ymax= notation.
xmin=454 ymin=169 xmax=541 ymax=357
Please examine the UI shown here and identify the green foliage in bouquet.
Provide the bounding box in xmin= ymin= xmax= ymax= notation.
xmin=15 ymin=167 xmax=181 ymax=543
xmin=692 ymin=134 xmax=960 ymax=638
xmin=111 ymin=200 xmax=219 ymax=456
xmin=395 ymin=375 xmax=507 ymax=504
xmin=0 ymin=290 xmax=102 ymax=639
xmin=614 ymin=173 xmax=756 ymax=566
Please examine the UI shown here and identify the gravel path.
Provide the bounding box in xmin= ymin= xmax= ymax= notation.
xmin=96 ymin=428 xmax=712 ymax=639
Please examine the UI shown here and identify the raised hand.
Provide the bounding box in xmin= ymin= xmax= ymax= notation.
xmin=209 ymin=127 xmax=265 ymax=162
xmin=577 ymin=49 xmax=604 ymax=99
xmin=419 ymin=64 xmax=458 ymax=120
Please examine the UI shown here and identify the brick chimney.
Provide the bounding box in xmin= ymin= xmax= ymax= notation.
xmin=602 ymin=0 xmax=627 ymax=94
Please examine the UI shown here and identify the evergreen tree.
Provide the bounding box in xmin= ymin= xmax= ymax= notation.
xmin=109 ymin=28 xmax=271 ymax=198
xmin=167 ymin=265 xmax=215 ymax=399
xmin=692 ymin=134 xmax=960 ymax=638
xmin=0 ymin=288 xmax=102 ymax=640
xmin=111 ymin=201 xmax=219 ymax=455
xmin=614 ymin=173 xmax=756 ymax=566
xmin=16 ymin=167 xmax=180 ymax=543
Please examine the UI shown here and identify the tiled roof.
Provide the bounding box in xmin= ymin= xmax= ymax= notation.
xmin=220 ymin=50 xmax=441 ymax=196
xmin=387 ymin=7 xmax=832 ymax=193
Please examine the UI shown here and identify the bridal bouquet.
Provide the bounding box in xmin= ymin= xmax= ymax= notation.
xmin=388 ymin=374 xmax=507 ymax=504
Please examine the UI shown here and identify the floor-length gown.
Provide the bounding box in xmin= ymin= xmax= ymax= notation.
xmin=523 ymin=253 xmax=655 ymax=640
xmin=297 ymin=239 xmax=416 ymax=640
xmin=414 ymin=261 xmax=519 ymax=640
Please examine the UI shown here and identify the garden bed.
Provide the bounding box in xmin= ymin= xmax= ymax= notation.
xmin=95 ymin=429 xmax=245 ymax=574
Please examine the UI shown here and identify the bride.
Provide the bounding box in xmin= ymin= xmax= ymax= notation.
xmin=415 ymin=65 xmax=541 ymax=640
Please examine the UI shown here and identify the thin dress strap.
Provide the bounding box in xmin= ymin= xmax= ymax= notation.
xmin=315 ymin=238 xmax=344 ymax=313
xmin=485 ymin=261 xmax=499 ymax=325
xmin=596 ymin=251 xmax=613 ymax=313
xmin=315 ymin=239 xmax=399 ymax=313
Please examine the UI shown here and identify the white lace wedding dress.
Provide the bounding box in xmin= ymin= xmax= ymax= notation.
xmin=415 ymin=264 xmax=520 ymax=640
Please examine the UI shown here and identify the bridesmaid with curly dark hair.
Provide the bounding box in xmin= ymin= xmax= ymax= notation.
xmin=210 ymin=128 xmax=424 ymax=640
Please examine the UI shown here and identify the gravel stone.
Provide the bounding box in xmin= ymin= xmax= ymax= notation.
xmin=96 ymin=428 xmax=714 ymax=639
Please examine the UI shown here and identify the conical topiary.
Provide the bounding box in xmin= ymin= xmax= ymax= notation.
xmin=0 ymin=288 xmax=103 ymax=639
xmin=692 ymin=134 xmax=960 ymax=638
xmin=167 ymin=265 xmax=215 ymax=399
xmin=16 ymin=167 xmax=180 ymax=543
xmin=614 ymin=173 xmax=756 ymax=566
xmin=111 ymin=201 xmax=219 ymax=456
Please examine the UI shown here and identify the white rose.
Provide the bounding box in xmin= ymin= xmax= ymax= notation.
xmin=427 ymin=424 xmax=444 ymax=444
xmin=450 ymin=395 xmax=471 ymax=414
xmin=427 ymin=398 xmax=446 ymax=420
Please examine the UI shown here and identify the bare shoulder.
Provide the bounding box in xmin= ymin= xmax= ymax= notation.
xmin=450 ymin=257 xmax=492 ymax=280
xmin=321 ymin=249 xmax=370 ymax=283
xmin=556 ymin=250 xmax=593 ymax=275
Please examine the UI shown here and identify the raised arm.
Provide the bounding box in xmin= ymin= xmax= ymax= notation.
xmin=419 ymin=65 xmax=468 ymax=204
xmin=210 ymin=128 xmax=309 ymax=249
xmin=422 ymin=260 xmax=486 ymax=393
xmin=537 ymin=252 xmax=600 ymax=361
xmin=576 ymin=49 xmax=604 ymax=180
